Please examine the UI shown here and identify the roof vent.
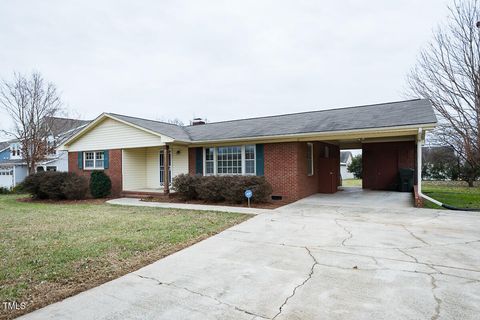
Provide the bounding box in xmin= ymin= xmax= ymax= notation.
xmin=191 ymin=118 xmax=206 ymax=126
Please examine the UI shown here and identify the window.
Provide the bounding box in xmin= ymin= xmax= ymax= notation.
xmin=46 ymin=166 xmax=57 ymax=172
xmin=307 ymin=143 xmax=314 ymax=176
xmin=245 ymin=145 xmax=256 ymax=175
xmin=217 ymin=146 xmax=242 ymax=174
xmin=203 ymin=145 xmax=256 ymax=176
xmin=205 ymin=147 xmax=214 ymax=175
xmin=84 ymin=151 xmax=104 ymax=169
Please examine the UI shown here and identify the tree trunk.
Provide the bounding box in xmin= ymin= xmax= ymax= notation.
xmin=467 ymin=177 xmax=474 ymax=187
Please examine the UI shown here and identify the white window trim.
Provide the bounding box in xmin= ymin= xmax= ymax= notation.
xmin=84 ymin=151 xmax=104 ymax=170
xmin=203 ymin=145 xmax=256 ymax=176
xmin=307 ymin=143 xmax=314 ymax=176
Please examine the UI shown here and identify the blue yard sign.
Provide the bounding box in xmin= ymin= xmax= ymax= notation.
xmin=245 ymin=189 xmax=253 ymax=207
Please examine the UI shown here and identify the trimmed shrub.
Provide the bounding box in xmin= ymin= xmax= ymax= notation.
xmin=61 ymin=173 xmax=89 ymax=200
xmin=222 ymin=176 xmax=272 ymax=203
xmin=173 ymin=174 xmax=272 ymax=203
xmin=89 ymin=171 xmax=112 ymax=198
xmin=22 ymin=171 xmax=89 ymax=200
xmin=39 ymin=171 xmax=67 ymax=200
xmin=172 ymin=174 xmax=200 ymax=200
xmin=196 ymin=176 xmax=226 ymax=202
xmin=0 ymin=187 xmax=11 ymax=194
xmin=22 ymin=171 xmax=49 ymax=199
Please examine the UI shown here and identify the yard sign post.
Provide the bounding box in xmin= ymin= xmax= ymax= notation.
xmin=245 ymin=189 xmax=252 ymax=208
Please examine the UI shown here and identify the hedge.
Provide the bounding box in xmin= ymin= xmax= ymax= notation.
xmin=172 ymin=174 xmax=272 ymax=203
xmin=89 ymin=171 xmax=112 ymax=198
xmin=22 ymin=171 xmax=89 ymax=200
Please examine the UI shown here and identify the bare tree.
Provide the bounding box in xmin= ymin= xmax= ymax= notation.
xmin=407 ymin=0 xmax=480 ymax=186
xmin=0 ymin=72 xmax=65 ymax=174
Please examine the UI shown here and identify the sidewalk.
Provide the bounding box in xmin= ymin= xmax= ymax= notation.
xmin=106 ymin=198 xmax=272 ymax=215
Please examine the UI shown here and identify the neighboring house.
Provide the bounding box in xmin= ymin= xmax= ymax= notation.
xmin=340 ymin=151 xmax=354 ymax=180
xmin=60 ymin=99 xmax=437 ymax=200
xmin=0 ymin=117 xmax=90 ymax=189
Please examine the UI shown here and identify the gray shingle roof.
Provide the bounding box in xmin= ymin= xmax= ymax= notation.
xmin=0 ymin=141 xmax=9 ymax=152
xmin=340 ymin=151 xmax=352 ymax=164
xmin=107 ymin=113 xmax=192 ymax=141
xmin=107 ymin=99 xmax=436 ymax=142
xmin=185 ymin=99 xmax=436 ymax=141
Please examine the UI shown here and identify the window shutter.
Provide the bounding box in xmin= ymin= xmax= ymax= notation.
xmin=255 ymin=144 xmax=264 ymax=176
xmin=195 ymin=147 xmax=203 ymax=175
xmin=104 ymin=150 xmax=109 ymax=169
xmin=77 ymin=152 xmax=83 ymax=169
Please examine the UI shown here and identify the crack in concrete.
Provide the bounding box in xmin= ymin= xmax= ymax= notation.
xmin=401 ymin=225 xmax=430 ymax=246
xmin=334 ymin=219 xmax=353 ymax=246
xmin=429 ymin=274 xmax=442 ymax=320
xmin=135 ymin=274 xmax=270 ymax=319
xmin=272 ymin=247 xmax=318 ymax=319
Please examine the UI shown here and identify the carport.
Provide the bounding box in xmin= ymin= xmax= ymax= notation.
xmin=314 ymin=127 xmax=427 ymax=194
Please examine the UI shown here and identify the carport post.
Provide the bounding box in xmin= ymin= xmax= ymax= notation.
xmin=417 ymin=128 xmax=422 ymax=194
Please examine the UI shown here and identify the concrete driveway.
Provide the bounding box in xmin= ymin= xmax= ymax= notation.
xmin=21 ymin=195 xmax=480 ymax=320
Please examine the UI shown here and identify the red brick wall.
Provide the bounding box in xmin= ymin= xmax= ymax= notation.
xmin=362 ymin=141 xmax=415 ymax=190
xmin=186 ymin=141 xmax=340 ymax=201
xmin=264 ymin=142 xmax=301 ymax=200
xmin=188 ymin=148 xmax=196 ymax=176
xmin=264 ymin=141 xmax=339 ymax=201
xmin=68 ymin=149 xmax=123 ymax=197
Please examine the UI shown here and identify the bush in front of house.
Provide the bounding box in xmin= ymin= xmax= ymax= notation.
xmin=172 ymin=174 xmax=200 ymax=200
xmin=61 ymin=173 xmax=89 ymax=200
xmin=89 ymin=171 xmax=112 ymax=198
xmin=196 ymin=175 xmax=228 ymax=202
xmin=0 ymin=186 xmax=11 ymax=194
xmin=22 ymin=171 xmax=89 ymax=200
xmin=173 ymin=174 xmax=272 ymax=203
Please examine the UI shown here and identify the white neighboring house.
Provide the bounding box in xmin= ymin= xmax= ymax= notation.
xmin=340 ymin=151 xmax=354 ymax=180
xmin=0 ymin=118 xmax=90 ymax=189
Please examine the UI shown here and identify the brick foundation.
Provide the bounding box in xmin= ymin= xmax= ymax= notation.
xmin=68 ymin=149 xmax=123 ymax=197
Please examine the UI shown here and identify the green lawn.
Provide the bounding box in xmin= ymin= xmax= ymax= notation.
xmin=0 ymin=195 xmax=250 ymax=319
xmin=422 ymin=181 xmax=480 ymax=210
xmin=342 ymin=179 xmax=362 ymax=187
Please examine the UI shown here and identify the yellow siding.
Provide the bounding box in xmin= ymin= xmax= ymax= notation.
xmin=146 ymin=147 xmax=161 ymax=189
xmin=67 ymin=118 xmax=170 ymax=152
xmin=171 ymin=145 xmax=189 ymax=178
xmin=122 ymin=148 xmax=147 ymax=190
xmin=122 ymin=145 xmax=190 ymax=191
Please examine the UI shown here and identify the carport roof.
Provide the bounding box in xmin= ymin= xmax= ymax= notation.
xmin=66 ymin=99 xmax=437 ymax=145
xmin=184 ymin=99 xmax=436 ymax=141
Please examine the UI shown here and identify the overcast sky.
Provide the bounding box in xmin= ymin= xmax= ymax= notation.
xmin=0 ymin=0 xmax=451 ymax=140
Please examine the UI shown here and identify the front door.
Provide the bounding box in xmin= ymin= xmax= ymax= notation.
xmin=159 ymin=150 xmax=172 ymax=186
xmin=318 ymin=157 xmax=337 ymax=193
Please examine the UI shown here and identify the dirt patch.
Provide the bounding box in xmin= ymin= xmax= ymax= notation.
xmin=141 ymin=194 xmax=293 ymax=209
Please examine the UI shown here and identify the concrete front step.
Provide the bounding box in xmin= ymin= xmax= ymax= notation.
xmin=121 ymin=190 xmax=168 ymax=199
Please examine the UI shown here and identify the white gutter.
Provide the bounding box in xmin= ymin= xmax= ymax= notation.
xmin=416 ymin=127 xmax=443 ymax=206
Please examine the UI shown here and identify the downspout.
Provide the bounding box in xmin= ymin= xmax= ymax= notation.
xmin=416 ymin=128 xmax=479 ymax=211
xmin=416 ymin=128 xmax=443 ymax=206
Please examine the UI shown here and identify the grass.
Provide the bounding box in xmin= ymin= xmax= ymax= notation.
xmin=422 ymin=180 xmax=480 ymax=210
xmin=0 ymin=195 xmax=251 ymax=319
xmin=342 ymin=179 xmax=362 ymax=187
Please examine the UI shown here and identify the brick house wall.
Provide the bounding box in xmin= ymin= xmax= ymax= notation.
xmin=362 ymin=141 xmax=415 ymax=190
xmin=188 ymin=148 xmax=196 ymax=176
xmin=187 ymin=141 xmax=340 ymax=201
xmin=264 ymin=141 xmax=339 ymax=201
xmin=68 ymin=149 xmax=123 ymax=197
